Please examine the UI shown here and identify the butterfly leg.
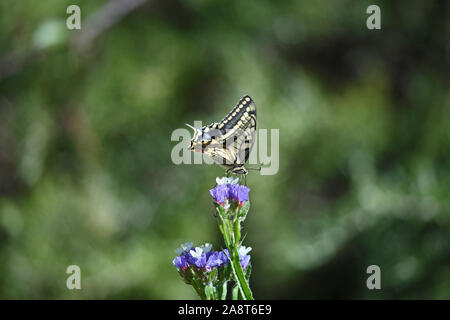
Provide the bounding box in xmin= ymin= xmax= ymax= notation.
xmin=247 ymin=162 xmax=264 ymax=171
xmin=236 ymin=171 xmax=247 ymax=186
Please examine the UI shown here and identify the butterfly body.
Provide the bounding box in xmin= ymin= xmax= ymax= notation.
xmin=187 ymin=95 xmax=257 ymax=176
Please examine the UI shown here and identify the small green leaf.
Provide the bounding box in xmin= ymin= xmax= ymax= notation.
xmin=245 ymin=263 xmax=252 ymax=280
xmin=205 ymin=282 xmax=213 ymax=300
xmin=220 ymin=281 xmax=228 ymax=300
xmin=238 ymin=201 xmax=250 ymax=219
xmin=232 ymin=285 xmax=239 ymax=300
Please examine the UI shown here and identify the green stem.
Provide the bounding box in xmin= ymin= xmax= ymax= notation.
xmin=233 ymin=217 xmax=241 ymax=245
xmin=217 ymin=206 xmax=254 ymax=300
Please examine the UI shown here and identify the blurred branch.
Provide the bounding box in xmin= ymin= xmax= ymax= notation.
xmin=72 ymin=0 xmax=148 ymax=52
xmin=0 ymin=0 xmax=148 ymax=81
xmin=0 ymin=51 xmax=25 ymax=82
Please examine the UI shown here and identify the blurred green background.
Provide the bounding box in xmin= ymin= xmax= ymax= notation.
xmin=0 ymin=0 xmax=449 ymax=299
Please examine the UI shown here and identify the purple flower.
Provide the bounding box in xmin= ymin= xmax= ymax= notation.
xmin=173 ymin=255 xmax=189 ymax=270
xmin=229 ymin=184 xmax=250 ymax=205
xmin=240 ymin=255 xmax=251 ymax=269
xmin=209 ymin=177 xmax=251 ymax=207
xmin=209 ymin=184 xmax=229 ymax=205
xmin=205 ymin=252 xmax=218 ymax=271
xmin=218 ymin=250 xmax=230 ymax=265
xmin=205 ymin=251 xmax=228 ymax=271
xmin=187 ymin=247 xmax=207 ymax=268
xmin=238 ymin=246 xmax=252 ymax=269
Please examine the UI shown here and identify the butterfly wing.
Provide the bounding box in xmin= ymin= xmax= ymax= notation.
xmin=203 ymin=95 xmax=257 ymax=170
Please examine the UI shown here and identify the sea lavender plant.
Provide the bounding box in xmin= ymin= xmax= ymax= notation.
xmin=173 ymin=177 xmax=254 ymax=300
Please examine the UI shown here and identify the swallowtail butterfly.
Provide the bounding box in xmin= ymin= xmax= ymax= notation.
xmin=186 ymin=95 xmax=257 ymax=176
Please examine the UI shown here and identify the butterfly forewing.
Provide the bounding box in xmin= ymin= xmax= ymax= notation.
xmin=191 ymin=95 xmax=257 ymax=175
xmin=216 ymin=96 xmax=256 ymax=166
xmin=217 ymin=95 xmax=256 ymax=133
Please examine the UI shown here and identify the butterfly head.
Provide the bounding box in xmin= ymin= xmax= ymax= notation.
xmin=186 ymin=123 xmax=214 ymax=152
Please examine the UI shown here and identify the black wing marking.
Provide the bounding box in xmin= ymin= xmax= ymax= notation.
xmin=217 ymin=95 xmax=256 ymax=134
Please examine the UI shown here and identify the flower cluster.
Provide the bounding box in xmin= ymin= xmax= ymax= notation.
xmin=209 ymin=177 xmax=250 ymax=208
xmin=173 ymin=242 xmax=229 ymax=272
xmin=173 ymin=242 xmax=251 ymax=272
